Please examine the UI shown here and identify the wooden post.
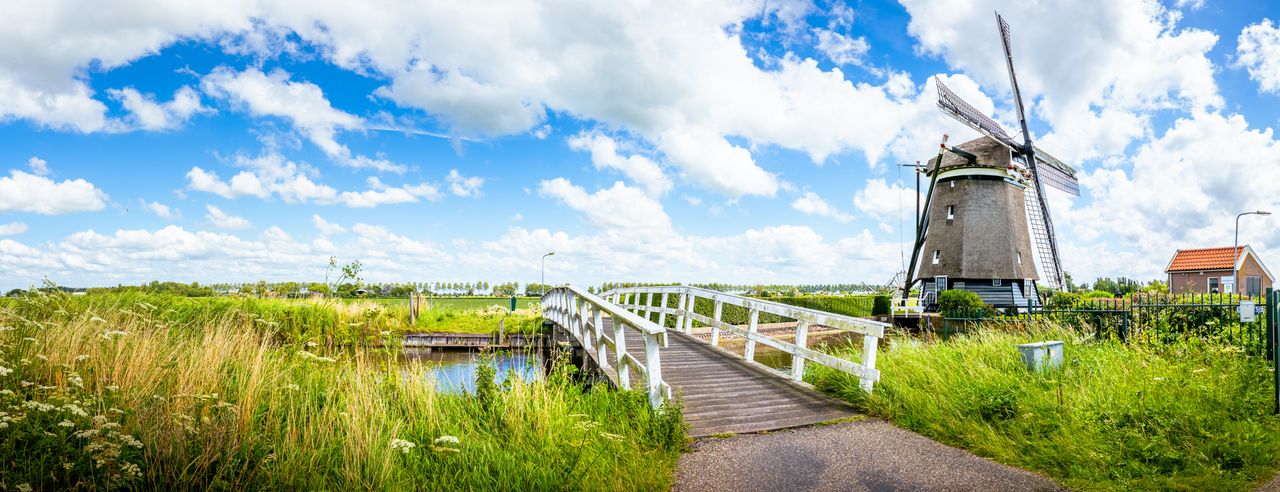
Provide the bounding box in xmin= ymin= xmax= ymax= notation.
xmin=593 ymin=306 xmax=608 ymax=369
xmin=711 ymin=300 xmax=723 ymax=347
xmin=614 ymin=320 xmax=630 ymax=389
xmin=658 ymin=293 xmax=669 ymax=327
xmin=861 ymin=332 xmax=879 ymax=393
xmin=683 ymin=293 xmax=696 ymax=333
xmin=744 ymin=308 xmax=760 ymax=361
xmin=791 ymin=320 xmax=809 ymax=381
xmin=644 ymin=331 xmax=664 ymax=409
xmin=676 ymin=292 xmax=688 ymax=334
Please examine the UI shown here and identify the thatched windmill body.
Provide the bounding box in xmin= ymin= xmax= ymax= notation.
xmin=904 ymin=13 xmax=1081 ymax=310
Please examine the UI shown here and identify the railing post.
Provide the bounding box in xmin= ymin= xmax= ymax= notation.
xmin=658 ymin=292 xmax=669 ymax=327
xmin=614 ymin=320 xmax=631 ymax=390
xmin=593 ymin=306 xmax=608 ymax=369
xmin=791 ymin=320 xmax=809 ymax=382
xmin=683 ymin=293 xmax=696 ymax=333
xmin=578 ymin=298 xmax=592 ymax=356
xmin=711 ymin=300 xmax=723 ymax=347
xmin=744 ymin=308 xmax=760 ymax=361
xmin=675 ymin=292 xmax=688 ymax=334
xmin=861 ymin=333 xmax=878 ymax=393
xmin=644 ymin=331 xmax=664 ymax=409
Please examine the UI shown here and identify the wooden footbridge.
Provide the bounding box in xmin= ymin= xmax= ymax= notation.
xmin=542 ymin=285 xmax=888 ymax=437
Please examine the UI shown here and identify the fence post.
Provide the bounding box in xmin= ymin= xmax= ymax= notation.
xmin=644 ymin=332 xmax=664 ymax=409
xmin=711 ymin=300 xmax=723 ymax=347
xmin=614 ymin=320 xmax=631 ymax=390
xmin=791 ymin=320 xmax=809 ymax=382
xmin=658 ymin=292 xmax=669 ymax=327
xmin=744 ymin=308 xmax=760 ymax=361
xmin=1268 ymin=287 xmax=1278 ymax=415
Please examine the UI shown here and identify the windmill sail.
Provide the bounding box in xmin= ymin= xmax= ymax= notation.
xmin=1033 ymin=149 xmax=1080 ymax=196
xmin=997 ymin=11 xmax=1066 ymax=290
xmin=935 ymin=78 xmax=1019 ymax=149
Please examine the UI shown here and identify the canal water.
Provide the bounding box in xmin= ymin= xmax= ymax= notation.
xmin=400 ymin=348 xmax=543 ymax=393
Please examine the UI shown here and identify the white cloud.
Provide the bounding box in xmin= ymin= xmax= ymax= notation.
xmin=446 ymin=169 xmax=485 ymax=198
xmin=814 ymin=28 xmax=869 ymax=66
xmin=107 ymin=86 xmax=209 ymax=130
xmin=901 ymin=0 xmax=1220 ymax=163
xmin=1236 ymin=19 xmax=1280 ymax=95
xmin=27 ymin=157 xmax=50 ymax=176
xmin=0 ymin=222 xmax=27 ymax=235
xmin=568 ymin=132 xmax=672 ymax=196
xmin=538 ymin=178 xmax=671 ymax=232
xmin=186 ymin=152 xmax=439 ymax=207
xmin=312 ymin=214 xmax=346 ymax=235
xmin=0 ymin=168 xmax=107 ymax=215
xmin=201 ymin=66 xmax=404 ymax=173
xmin=853 ymin=178 xmax=920 ymax=233
xmin=204 ymin=205 xmax=251 ymax=229
xmin=142 ymin=201 xmax=179 ymax=219
xmin=790 ymin=191 xmax=853 ymax=223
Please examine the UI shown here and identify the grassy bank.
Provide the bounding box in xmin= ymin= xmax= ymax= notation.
xmin=348 ymin=297 xmax=540 ymax=312
xmin=810 ymin=325 xmax=1280 ymax=490
xmin=0 ymin=292 xmax=684 ymax=490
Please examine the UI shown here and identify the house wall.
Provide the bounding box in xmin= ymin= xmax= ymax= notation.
xmin=1166 ymin=253 xmax=1273 ymax=295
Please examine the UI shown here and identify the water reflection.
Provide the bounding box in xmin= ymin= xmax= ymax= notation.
xmin=400 ymin=348 xmax=543 ymax=393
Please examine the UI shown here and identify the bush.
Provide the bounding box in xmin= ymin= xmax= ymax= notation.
xmin=938 ymin=290 xmax=985 ymax=317
xmin=872 ymin=295 xmax=891 ymax=316
xmin=1049 ymin=291 xmax=1082 ymax=308
xmin=1086 ymin=290 xmax=1114 ymax=298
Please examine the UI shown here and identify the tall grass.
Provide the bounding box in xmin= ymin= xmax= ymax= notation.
xmin=810 ymin=325 xmax=1280 ymax=491
xmin=0 ymin=292 xmax=683 ymax=490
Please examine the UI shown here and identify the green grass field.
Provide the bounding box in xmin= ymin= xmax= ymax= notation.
xmin=0 ymin=292 xmax=684 ymax=490
xmin=345 ymin=296 xmax=540 ymax=312
xmin=810 ymin=325 xmax=1280 ymax=491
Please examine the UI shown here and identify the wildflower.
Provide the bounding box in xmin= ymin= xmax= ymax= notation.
xmin=0 ymin=326 xmax=13 ymax=332
xmin=390 ymin=438 xmax=417 ymax=454
xmin=90 ymin=316 xmax=106 ymax=323
xmin=0 ymin=389 xmax=13 ymax=396
xmin=58 ymin=420 xmax=75 ymax=428
xmin=75 ymin=354 xmax=90 ymax=363
xmin=17 ymin=483 xmax=32 ymax=492
xmin=64 ymin=403 xmax=89 ymax=417
xmin=433 ymin=435 xmax=460 ymax=445
xmin=0 ymin=365 xmax=11 ymax=377
xmin=106 ymin=385 xmax=120 ymax=392
xmin=63 ymin=462 xmax=74 ymax=470
xmin=69 ymin=374 xmax=85 ymax=388
xmin=305 ymin=341 xmax=318 ymax=348
xmin=35 ymin=354 xmax=47 ymax=361
xmin=600 ymin=432 xmax=624 ymax=441
xmin=100 ymin=330 xmax=130 ymax=340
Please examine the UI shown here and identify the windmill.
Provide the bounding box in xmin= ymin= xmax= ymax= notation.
xmin=902 ymin=12 xmax=1081 ymax=310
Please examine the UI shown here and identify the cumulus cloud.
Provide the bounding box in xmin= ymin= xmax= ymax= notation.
xmin=0 ymin=222 xmax=28 ymax=235
xmin=201 ymin=66 xmax=404 ymax=173
xmin=185 ymin=152 xmax=439 ymax=207
xmin=142 ymin=201 xmax=179 ymax=219
xmin=108 ymin=86 xmax=209 ymax=130
xmin=790 ymin=191 xmax=853 ymax=223
xmin=27 ymin=157 xmax=50 ymax=176
xmin=204 ymin=205 xmax=251 ymax=229
xmin=567 ymin=132 xmax=671 ymax=196
xmin=1236 ymin=19 xmax=1280 ymax=95
xmin=538 ymin=178 xmax=671 ymax=232
xmin=312 ymin=214 xmax=346 ymax=235
xmin=814 ymin=28 xmax=869 ymax=66
xmin=446 ymin=169 xmax=484 ymax=198
xmin=0 ymin=167 xmax=107 ymax=215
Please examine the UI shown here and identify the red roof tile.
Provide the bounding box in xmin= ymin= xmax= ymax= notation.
xmin=1166 ymin=246 xmax=1245 ymax=272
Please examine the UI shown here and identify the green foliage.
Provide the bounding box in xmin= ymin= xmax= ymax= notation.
xmin=1086 ymin=290 xmax=1114 ymax=298
xmin=1049 ymin=291 xmax=1082 ymax=308
xmin=937 ymin=290 xmax=984 ymax=317
xmin=809 ymin=326 xmax=1280 ymax=491
xmin=871 ymin=295 xmax=891 ymax=316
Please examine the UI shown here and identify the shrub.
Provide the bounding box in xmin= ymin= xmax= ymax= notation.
xmin=871 ymin=295 xmax=891 ymax=316
xmin=1049 ymin=291 xmax=1082 ymax=308
xmin=938 ymin=290 xmax=985 ymax=317
xmin=1086 ymin=290 xmax=1114 ymax=298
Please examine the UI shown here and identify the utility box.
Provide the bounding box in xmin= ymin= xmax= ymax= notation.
xmin=1017 ymin=341 xmax=1064 ymax=372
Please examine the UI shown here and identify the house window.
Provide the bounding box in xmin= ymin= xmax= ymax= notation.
xmin=932 ymin=250 xmax=940 ymax=264
xmin=946 ymin=205 xmax=955 ymax=220
xmin=935 ymin=275 xmax=948 ymax=292
xmin=1017 ymin=252 xmax=1022 ymax=265
xmin=1207 ymin=277 xmax=1219 ymax=294
xmin=1247 ymin=276 xmax=1263 ymax=297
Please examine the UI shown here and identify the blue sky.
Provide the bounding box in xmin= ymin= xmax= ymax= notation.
xmin=0 ymin=0 xmax=1278 ymax=290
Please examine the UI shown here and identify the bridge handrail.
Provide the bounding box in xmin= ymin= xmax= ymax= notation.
xmin=598 ymin=285 xmax=885 ymax=392
xmin=541 ymin=285 xmax=670 ymax=408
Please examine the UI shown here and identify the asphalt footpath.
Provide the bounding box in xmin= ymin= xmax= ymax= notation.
xmin=674 ymin=417 xmax=1063 ymax=492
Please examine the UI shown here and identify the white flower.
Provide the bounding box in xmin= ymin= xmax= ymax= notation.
xmin=433 ymin=435 xmax=460 ymax=445
xmin=390 ymin=438 xmax=416 ymax=454
xmin=0 ymin=366 xmax=12 ymax=377
xmin=17 ymin=483 xmax=32 ymax=492
xmin=100 ymin=330 xmax=130 ymax=340
xmin=58 ymin=420 xmax=75 ymax=428
xmin=75 ymin=354 xmax=90 ymax=362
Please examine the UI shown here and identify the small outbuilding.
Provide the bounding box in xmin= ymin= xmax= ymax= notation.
xmin=1164 ymin=245 xmax=1274 ymax=296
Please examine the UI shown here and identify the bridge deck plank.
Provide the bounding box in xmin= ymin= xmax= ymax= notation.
xmin=595 ymin=317 xmax=857 ymax=437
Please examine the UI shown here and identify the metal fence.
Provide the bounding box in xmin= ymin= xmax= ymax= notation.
xmin=938 ymin=292 xmax=1271 ymax=356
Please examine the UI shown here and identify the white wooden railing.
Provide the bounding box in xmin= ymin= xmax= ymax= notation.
xmin=601 ymin=286 xmax=886 ymax=392
xmin=541 ymin=285 xmax=671 ymax=408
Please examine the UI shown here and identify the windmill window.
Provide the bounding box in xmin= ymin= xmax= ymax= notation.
xmin=949 ymin=181 xmax=955 ymax=188
xmin=946 ymin=205 xmax=954 ymax=220
xmin=1017 ymin=252 xmax=1022 ymax=265
xmin=993 ymin=279 xmax=1002 ymax=286
xmin=932 ymin=250 xmax=940 ymax=264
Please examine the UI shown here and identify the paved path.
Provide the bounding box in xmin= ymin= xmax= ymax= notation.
xmin=675 ymin=418 xmax=1062 ymax=492
xmin=612 ymin=320 xmax=856 ymax=437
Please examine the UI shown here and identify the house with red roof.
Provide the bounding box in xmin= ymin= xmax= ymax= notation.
xmin=1164 ymin=246 xmax=1274 ymax=296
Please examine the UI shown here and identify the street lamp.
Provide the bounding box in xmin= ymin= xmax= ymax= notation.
xmin=1234 ymin=211 xmax=1271 ymax=296
xmin=541 ymin=251 xmax=556 ymax=295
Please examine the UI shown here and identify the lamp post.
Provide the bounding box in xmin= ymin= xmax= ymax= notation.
xmin=1234 ymin=211 xmax=1271 ymax=296
xmin=541 ymin=251 xmax=555 ymax=295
